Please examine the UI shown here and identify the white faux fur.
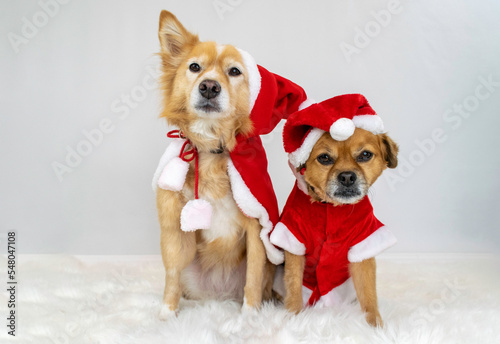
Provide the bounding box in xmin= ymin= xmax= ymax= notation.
xmin=227 ymin=158 xmax=284 ymax=265
xmin=288 ymin=128 xmax=326 ymax=168
xmin=152 ymin=138 xmax=186 ymax=190
xmin=236 ymin=48 xmax=261 ymax=111
xmin=348 ymin=227 xmax=397 ymax=263
xmin=270 ymin=222 xmax=306 ymax=256
xmin=13 ymin=254 xmax=500 ymax=344
xmin=352 ymin=114 xmax=385 ymax=135
xmin=157 ymin=156 xmax=190 ymax=192
xmin=330 ymin=117 xmax=356 ymax=141
xmin=313 ymin=278 xmax=357 ymax=308
xmin=180 ymin=199 xmax=213 ymax=232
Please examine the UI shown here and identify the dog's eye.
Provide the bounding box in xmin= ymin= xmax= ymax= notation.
xmin=317 ymin=154 xmax=334 ymax=165
xmin=228 ymin=67 xmax=241 ymax=76
xmin=357 ymin=151 xmax=373 ymax=162
xmin=189 ymin=63 xmax=201 ymax=73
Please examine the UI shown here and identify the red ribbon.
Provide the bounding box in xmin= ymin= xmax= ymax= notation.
xmin=167 ymin=130 xmax=200 ymax=199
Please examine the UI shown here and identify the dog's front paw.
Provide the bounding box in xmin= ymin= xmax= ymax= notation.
xmin=241 ymin=296 xmax=259 ymax=313
xmin=366 ymin=311 xmax=383 ymax=328
xmin=159 ymin=304 xmax=177 ymax=321
xmin=284 ymin=296 xmax=303 ymax=315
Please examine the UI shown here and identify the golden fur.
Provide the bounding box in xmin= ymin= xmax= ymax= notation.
xmin=284 ymin=129 xmax=398 ymax=327
xmin=156 ymin=11 xmax=274 ymax=318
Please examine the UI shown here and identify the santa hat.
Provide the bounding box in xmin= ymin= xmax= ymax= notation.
xmin=152 ymin=49 xmax=311 ymax=265
xmin=285 ymin=94 xmax=385 ymax=169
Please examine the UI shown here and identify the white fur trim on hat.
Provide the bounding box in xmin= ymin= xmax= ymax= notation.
xmin=180 ymin=199 xmax=213 ymax=232
xmin=347 ymin=227 xmax=397 ymax=263
xmin=352 ymin=115 xmax=385 ymax=135
xmin=298 ymin=98 xmax=316 ymax=111
xmin=227 ymin=158 xmax=284 ymax=265
xmin=237 ymin=48 xmax=261 ymax=111
xmin=288 ymin=128 xmax=325 ymax=168
xmin=152 ymin=138 xmax=187 ymax=191
xmin=270 ymin=222 xmax=306 ymax=256
xmin=330 ymin=118 xmax=355 ymax=141
xmin=157 ymin=156 xmax=189 ymax=192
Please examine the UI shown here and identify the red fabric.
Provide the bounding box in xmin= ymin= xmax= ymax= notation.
xmin=249 ymin=66 xmax=308 ymax=136
xmin=229 ymin=136 xmax=279 ymax=225
xmin=167 ymin=130 xmax=199 ymax=197
xmin=278 ymin=183 xmax=383 ymax=305
xmin=230 ymin=66 xmax=307 ymax=226
xmin=283 ymin=94 xmax=376 ymax=154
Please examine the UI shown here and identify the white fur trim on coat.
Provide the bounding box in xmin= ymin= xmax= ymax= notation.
xmin=227 ymin=158 xmax=284 ymax=265
xmin=352 ymin=115 xmax=385 ymax=135
xmin=288 ymin=128 xmax=325 ymax=168
xmin=152 ymin=138 xmax=187 ymax=191
xmin=311 ymin=277 xmax=357 ymax=308
xmin=348 ymin=227 xmax=397 ymax=263
xmin=270 ymin=222 xmax=306 ymax=256
xmin=237 ymin=48 xmax=261 ymax=111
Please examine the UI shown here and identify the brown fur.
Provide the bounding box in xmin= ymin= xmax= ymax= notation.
xmin=156 ymin=11 xmax=274 ymax=317
xmin=284 ymin=251 xmax=305 ymax=314
xmin=284 ymin=128 xmax=398 ymax=327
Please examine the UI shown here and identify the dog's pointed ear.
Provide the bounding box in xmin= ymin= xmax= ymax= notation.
xmin=380 ymin=134 xmax=399 ymax=168
xmin=158 ymin=10 xmax=199 ymax=56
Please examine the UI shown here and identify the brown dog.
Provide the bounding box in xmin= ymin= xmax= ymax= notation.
xmin=270 ymin=95 xmax=398 ymax=327
xmin=284 ymin=129 xmax=398 ymax=326
xmin=154 ymin=11 xmax=308 ymax=319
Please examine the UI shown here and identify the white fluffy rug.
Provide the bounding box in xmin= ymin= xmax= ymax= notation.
xmin=1 ymin=254 xmax=499 ymax=344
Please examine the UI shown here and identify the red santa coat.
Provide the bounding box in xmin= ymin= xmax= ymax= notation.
xmin=270 ymin=182 xmax=397 ymax=306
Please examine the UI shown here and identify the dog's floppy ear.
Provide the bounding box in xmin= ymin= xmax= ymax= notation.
xmin=380 ymin=134 xmax=399 ymax=168
xmin=158 ymin=10 xmax=199 ymax=56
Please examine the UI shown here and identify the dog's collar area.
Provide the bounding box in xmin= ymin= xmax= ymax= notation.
xmin=167 ymin=129 xmax=224 ymax=155
xmin=210 ymin=146 xmax=225 ymax=154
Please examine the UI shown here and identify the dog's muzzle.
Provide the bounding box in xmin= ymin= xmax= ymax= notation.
xmin=328 ymin=171 xmax=364 ymax=202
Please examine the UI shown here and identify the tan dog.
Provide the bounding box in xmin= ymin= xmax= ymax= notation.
xmin=154 ymin=11 xmax=308 ymax=319
xmin=270 ymin=94 xmax=398 ymax=327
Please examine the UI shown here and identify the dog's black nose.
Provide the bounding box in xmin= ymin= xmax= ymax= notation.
xmin=338 ymin=171 xmax=357 ymax=187
xmin=199 ymin=80 xmax=221 ymax=99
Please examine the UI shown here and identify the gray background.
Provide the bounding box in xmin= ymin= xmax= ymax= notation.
xmin=1 ymin=0 xmax=499 ymax=254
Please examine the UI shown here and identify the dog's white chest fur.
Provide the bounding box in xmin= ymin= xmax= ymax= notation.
xmin=189 ymin=119 xmax=220 ymax=140
xmin=202 ymin=192 xmax=241 ymax=242
xmin=182 ymin=186 xmax=240 ymax=241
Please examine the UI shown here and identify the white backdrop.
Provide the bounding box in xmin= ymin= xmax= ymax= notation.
xmin=1 ymin=0 xmax=499 ymax=254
